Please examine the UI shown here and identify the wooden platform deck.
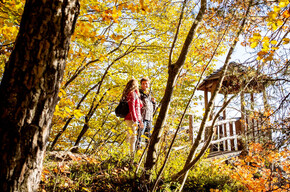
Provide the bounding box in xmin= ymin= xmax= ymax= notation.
xmin=206 ymin=150 xmax=242 ymax=159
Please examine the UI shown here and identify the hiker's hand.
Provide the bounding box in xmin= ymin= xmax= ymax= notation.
xmin=139 ymin=122 xmax=144 ymax=129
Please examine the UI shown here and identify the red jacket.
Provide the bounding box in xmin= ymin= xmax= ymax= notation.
xmin=125 ymin=90 xmax=143 ymax=123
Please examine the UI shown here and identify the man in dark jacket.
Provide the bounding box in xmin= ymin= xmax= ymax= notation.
xmin=136 ymin=77 xmax=156 ymax=149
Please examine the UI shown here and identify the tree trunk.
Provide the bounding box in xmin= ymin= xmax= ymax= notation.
xmin=144 ymin=0 xmax=207 ymax=180
xmin=144 ymin=65 xmax=179 ymax=174
xmin=0 ymin=1 xmax=79 ymax=191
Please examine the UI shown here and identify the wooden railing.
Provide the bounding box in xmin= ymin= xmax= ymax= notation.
xmin=189 ymin=117 xmax=243 ymax=153
xmin=173 ymin=115 xmax=270 ymax=158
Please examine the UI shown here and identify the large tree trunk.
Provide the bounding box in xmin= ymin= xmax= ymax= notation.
xmin=0 ymin=1 xmax=79 ymax=191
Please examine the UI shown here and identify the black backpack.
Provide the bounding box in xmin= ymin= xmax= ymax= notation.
xmin=115 ymin=98 xmax=129 ymax=118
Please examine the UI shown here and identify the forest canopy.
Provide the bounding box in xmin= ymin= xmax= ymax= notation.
xmin=0 ymin=0 xmax=289 ymax=191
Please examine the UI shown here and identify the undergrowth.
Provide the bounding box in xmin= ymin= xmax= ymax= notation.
xmin=39 ymin=147 xmax=246 ymax=192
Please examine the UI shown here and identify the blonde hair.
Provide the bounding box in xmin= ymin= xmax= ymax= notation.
xmin=121 ymin=79 xmax=140 ymax=99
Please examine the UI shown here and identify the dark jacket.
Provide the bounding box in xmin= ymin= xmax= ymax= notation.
xmin=139 ymin=89 xmax=156 ymax=121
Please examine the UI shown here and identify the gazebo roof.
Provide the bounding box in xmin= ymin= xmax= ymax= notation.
xmin=197 ymin=62 xmax=271 ymax=94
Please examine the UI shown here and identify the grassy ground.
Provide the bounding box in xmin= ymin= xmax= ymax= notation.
xmin=38 ymin=150 xmax=246 ymax=192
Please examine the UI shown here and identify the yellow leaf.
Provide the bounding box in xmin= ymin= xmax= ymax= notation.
xmin=60 ymin=89 xmax=66 ymax=96
xmin=92 ymin=5 xmax=100 ymax=12
xmin=272 ymin=23 xmax=278 ymax=30
xmin=112 ymin=7 xmax=118 ymax=19
xmin=42 ymin=168 xmax=50 ymax=174
xmin=137 ymin=150 xmax=143 ymax=155
xmin=279 ymin=1 xmax=289 ymax=8
xmin=253 ymin=33 xmax=261 ymax=40
xmin=65 ymin=107 xmax=71 ymax=113
xmin=140 ymin=0 xmax=144 ymax=7
xmin=262 ymin=36 xmax=269 ymax=43
xmin=250 ymin=41 xmax=258 ymax=48
xmin=277 ymin=19 xmax=283 ymax=26
xmin=262 ymin=42 xmax=270 ymax=51
xmin=273 ymin=6 xmax=280 ymax=12
xmin=118 ymin=4 xmax=123 ymax=11
xmin=270 ymin=40 xmax=277 ymax=44
xmin=55 ymin=105 xmax=59 ymax=111
xmin=283 ymin=38 xmax=290 ymax=44
xmin=129 ymin=3 xmax=136 ymax=12
xmin=141 ymin=135 xmax=149 ymax=140
xmin=117 ymin=10 xmax=122 ymax=17
xmin=82 ymin=187 xmax=91 ymax=192
xmin=99 ymin=54 xmax=107 ymax=61
xmin=74 ymin=110 xmax=83 ymax=119
xmin=268 ymin=11 xmax=278 ymax=19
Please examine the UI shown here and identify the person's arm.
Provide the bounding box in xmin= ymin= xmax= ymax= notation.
xmin=139 ymin=99 xmax=144 ymax=128
xmin=127 ymin=92 xmax=138 ymax=122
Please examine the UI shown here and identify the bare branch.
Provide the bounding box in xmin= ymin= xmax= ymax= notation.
xmin=169 ymin=0 xmax=188 ymax=66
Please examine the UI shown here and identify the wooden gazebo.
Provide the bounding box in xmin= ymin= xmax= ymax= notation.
xmin=192 ymin=62 xmax=272 ymax=154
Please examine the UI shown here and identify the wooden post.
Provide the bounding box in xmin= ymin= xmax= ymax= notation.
xmin=209 ymin=82 xmax=217 ymax=151
xmin=204 ymin=88 xmax=209 ymax=140
xmin=262 ymin=85 xmax=271 ymax=140
xmin=240 ymin=90 xmax=247 ymax=138
xmin=250 ymin=93 xmax=255 ymax=111
xmin=232 ymin=122 xmax=238 ymax=150
xmin=229 ymin=122 xmax=234 ymax=150
xmin=222 ymin=124 xmax=227 ymax=151
xmin=226 ymin=122 xmax=231 ymax=151
xmin=204 ymin=88 xmax=208 ymax=111
xmin=251 ymin=93 xmax=255 ymax=141
xmin=210 ymin=82 xmax=217 ymax=120
xmin=223 ymin=93 xmax=227 ymax=120
xmin=189 ymin=115 xmax=194 ymax=143
xmin=235 ymin=120 xmax=243 ymax=150
xmin=262 ymin=85 xmax=268 ymax=110
xmin=217 ymin=124 xmax=220 ymax=151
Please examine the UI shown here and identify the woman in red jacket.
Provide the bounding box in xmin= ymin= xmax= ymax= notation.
xmin=121 ymin=79 xmax=144 ymax=155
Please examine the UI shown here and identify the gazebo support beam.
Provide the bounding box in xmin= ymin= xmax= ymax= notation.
xmin=223 ymin=93 xmax=227 ymax=120
xmin=240 ymin=90 xmax=246 ymax=135
xmin=210 ymin=82 xmax=217 ymax=120
xmin=251 ymin=92 xmax=255 ymax=140
xmin=204 ymin=88 xmax=208 ymax=112
xmin=263 ymin=86 xmax=268 ymax=110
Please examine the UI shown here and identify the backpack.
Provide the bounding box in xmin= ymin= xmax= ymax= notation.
xmin=115 ymin=99 xmax=129 ymax=118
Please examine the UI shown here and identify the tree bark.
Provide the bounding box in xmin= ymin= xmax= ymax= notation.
xmin=0 ymin=1 xmax=79 ymax=191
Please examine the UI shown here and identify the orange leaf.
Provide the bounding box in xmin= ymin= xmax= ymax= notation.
xmin=282 ymin=10 xmax=290 ymax=18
